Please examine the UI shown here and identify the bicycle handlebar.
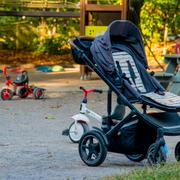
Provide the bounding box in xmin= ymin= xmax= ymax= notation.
xmin=80 ymin=86 xmax=103 ymax=98
xmin=94 ymin=89 xmax=103 ymax=94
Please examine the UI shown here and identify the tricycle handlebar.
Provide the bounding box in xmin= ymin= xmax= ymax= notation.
xmin=80 ymin=86 xmax=103 ymax=98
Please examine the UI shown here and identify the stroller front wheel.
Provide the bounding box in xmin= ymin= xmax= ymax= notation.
xmin=79 ymin=130 xmax=107 ymax=166
xmin=69 ymin=121 xmax=89 ymax=143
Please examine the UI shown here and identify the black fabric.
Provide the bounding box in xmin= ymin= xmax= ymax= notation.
xmin=71 ymin=37 xmax=94 ymax=65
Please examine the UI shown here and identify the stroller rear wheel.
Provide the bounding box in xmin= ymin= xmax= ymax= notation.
xmin=79 ymin=130 xmax=107 ymax=166
xmin=126 ymin=154 xmax=145 ymax=162
xmin=175 ymin=141 xmax=180 ymax=161
xmin=147 ymin=143 xmax=167 ymax=165
xmin=69 ymin=121 xmax=89 ymax=143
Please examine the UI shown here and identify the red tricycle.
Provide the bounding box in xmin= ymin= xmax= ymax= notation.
xmin=1 ymin=67 xmax=45 ymax=100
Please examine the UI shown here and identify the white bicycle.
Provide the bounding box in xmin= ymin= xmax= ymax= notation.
xmin=62 ymin=86 xmax=125 ymax=143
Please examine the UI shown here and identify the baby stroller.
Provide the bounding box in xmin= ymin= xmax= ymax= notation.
xmin=69 ymin=20 xmax=180 ymax=166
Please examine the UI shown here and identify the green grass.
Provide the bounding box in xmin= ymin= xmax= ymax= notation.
xmin=104 ymin=163 xmax=180 ymax=180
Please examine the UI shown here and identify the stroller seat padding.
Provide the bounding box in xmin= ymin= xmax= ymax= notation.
xmin=112 ymin=51 xmax=180 ymax=108
xmin=112 ymin=51 xmax=146 ymax=93
xmin=142 ymin=92 xmax=180 ymax=107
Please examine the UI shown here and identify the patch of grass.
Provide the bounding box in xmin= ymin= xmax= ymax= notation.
xmin=104 ymin=163 xmax=180 ymax=180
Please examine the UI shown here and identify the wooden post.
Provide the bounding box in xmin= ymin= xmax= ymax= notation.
xmin=80 ymin=0 xmax=86 ymax=80
xmin=122 ymin=0 xmax=127 ymax=20
xmin=80 ymin=0 xmax=86 ymax=36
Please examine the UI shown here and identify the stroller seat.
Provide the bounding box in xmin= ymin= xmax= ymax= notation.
xmin=14 ymin=71 xmax=29 ymax=85
xmin=143 ymin=92 xmax=180 ymax=107
xmin=112 ymin=51 xmax=180 ymax=110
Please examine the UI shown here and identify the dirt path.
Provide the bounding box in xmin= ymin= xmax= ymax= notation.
xmin=0 ymin=92 xmax=179 ymax=180
xmin=0 ymin=70 xmax=179 ymax=179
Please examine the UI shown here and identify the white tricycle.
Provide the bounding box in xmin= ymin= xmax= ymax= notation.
xmin=62 ymin=86 xmax=125 ymax=143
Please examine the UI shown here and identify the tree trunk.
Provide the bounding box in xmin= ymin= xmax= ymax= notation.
xmin=127 ymin=0 xmax=144 ymax=26
xmin=163 ymin=24 xmax=168 ymax=55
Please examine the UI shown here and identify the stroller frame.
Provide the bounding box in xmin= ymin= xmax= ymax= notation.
xmin=69 ymin=24 xmax=180 ymax=166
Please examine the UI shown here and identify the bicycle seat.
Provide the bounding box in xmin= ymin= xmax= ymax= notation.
xmin=14 ymin=71 xmax=29 ymax=84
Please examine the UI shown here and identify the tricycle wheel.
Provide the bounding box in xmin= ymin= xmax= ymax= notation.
xmin=69 ymin=121 xmax=89 ymax=143
xmin=147 ymin=143 xmax=167 ymax=165
xmin=126 ymin=154 xmax=146 ymax=162
xmin=175 ymin=141 xmax=180 ymax=161
xmin=79 ymin=130 xmax=107 ymax=166
xmin=1 ymin=88 xmax=13 ymax=100
xmin=33 ymin=88 xmax=45 ymax=99
xmin=18 ymin=87 xmax=28 ymax=98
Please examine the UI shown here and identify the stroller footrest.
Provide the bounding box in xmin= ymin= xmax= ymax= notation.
xmin=143 ymin=112 xmax=180 ymax=135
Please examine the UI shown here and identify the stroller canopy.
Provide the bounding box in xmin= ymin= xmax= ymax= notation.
xmin=90 ymin=20 xmax=164 ymax=94
xmin=90 ymin=20 xmax=148 ymax=74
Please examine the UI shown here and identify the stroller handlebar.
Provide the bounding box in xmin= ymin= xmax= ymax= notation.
xmin=69 ymin=36 xmax=94 ymax=52
xmin=69 ymin=39 xmax=81 ymax=52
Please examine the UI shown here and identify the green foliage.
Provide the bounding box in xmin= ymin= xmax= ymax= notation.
xmin=140 ymin=0 xmax=180 ymax=42
xmin=0 ymin=0 xmax=179 ymax=56
xmin=36 ymin=18 xmax=79 ymax=54
xmin=0 ymin=15 xmax=79 ymax=53
xmin=0 ymin=2 xmax=80 ymax=54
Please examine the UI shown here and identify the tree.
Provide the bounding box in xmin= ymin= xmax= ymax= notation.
xmin=140 ymin=0 xmax=180 ymax=45
xmin=127 ymin=0 xmax=144 ymax=26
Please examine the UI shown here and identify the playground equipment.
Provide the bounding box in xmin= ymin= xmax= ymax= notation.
xmin=1 ymin=67 xmax=45 ymax=100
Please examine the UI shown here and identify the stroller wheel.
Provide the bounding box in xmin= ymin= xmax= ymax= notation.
xmin=79 ymin=130 xmax=107 ymax=166
xmin=175 ymin=141 xmax=180 ymax=161
xmin=18 ymin=87 xmax=28 ymax=98
xmin=1 ymin=88 xmax=13 ymax=100
xmin=33 ymin=88 xmax=45 ymax=99
xmin=126 ymin=154 xmax=145 ymax=162
xmin=147 ymin=143 xmax=167 ymax=165
xmin=69 ymin=122 xmax=89 ymax=143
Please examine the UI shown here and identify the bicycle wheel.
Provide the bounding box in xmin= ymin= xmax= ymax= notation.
xmin=69 ymin=121 xmax=89 ymax=143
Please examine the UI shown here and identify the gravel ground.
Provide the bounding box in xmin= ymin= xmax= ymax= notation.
xmin=0 ymin=70 xmax=179 ymax=180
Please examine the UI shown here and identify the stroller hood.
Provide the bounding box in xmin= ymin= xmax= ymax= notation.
xmin=90 ymin=20 xmax=148 ymax=74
